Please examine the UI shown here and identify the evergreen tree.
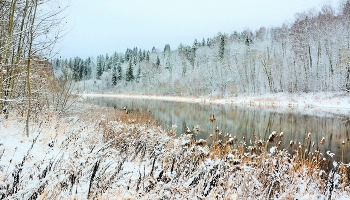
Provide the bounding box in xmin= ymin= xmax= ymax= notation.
xmin=105 ymin=53 xmax=112 ymax=71
xmin=112 ymin=52 xmax=119 ymax=68
xmin=156 ymin=56 xmax=160 ymax=70
xmin=96 ymin=55 xmax=103 ymax=79
xmin=146 ymin=51 xmax=150 ymax=61
xmin=84 ymin=57 xmax=92 ymax=79
xmin=73 ymin=57 xmax=81 ymax=81
xmin=164 ymin=44 xmax=171 ymax=53
xmin=142 ymin=50 xmax=146 ymax=61
xmin=112 ymin=66 xmax=117 ymax=85
xmin=139 ymin=49 xmax=143 ymax=62
xmin=117 ymin=62 xmax=122 ymax=81
xmin=136 ymin=66 xmax=141 ymax=83
xmin=126 ymin=59 xmax=134 ymax=82
xmin=202 ymin=38 xmax=206 ymax=46
xmin=219 ymin=34 xmax=226 ymax=60
xmin=125 ymin=48 xmax=132 ymax=62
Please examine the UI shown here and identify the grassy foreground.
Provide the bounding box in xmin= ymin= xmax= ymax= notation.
xmin=0 ymin=100 xmax=349 ymax=199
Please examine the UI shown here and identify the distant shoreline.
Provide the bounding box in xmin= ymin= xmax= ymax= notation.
xmin=82 ymin=92 xmax=350 ymax=116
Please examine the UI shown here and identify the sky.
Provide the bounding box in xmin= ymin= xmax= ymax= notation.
xmin=55 ymin=0 xmax=340 ymax=59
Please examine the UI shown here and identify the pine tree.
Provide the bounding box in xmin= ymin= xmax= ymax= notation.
xmin=73 ymin=57 xmax=81 ymax=81
xmin=126 ymin=59 xmax=134 ymax=82
xmin=96 ymin=55 xmax=103 ymax=79
xmin=146 ymin=51 xmax=150 ymax=61
xmin=112 ymin=66 xmax=117 ymax=85
xmin=136 ymin=66 xmax=141 ymax=83
xmin=117 ymin=62 xmax=122 ymax=81
xmin=156 ymin=56 xmax=160 ymax=70
xmin=112 ymin=52 xmax=119 ymax=68
xmin=219 ymin=34 xmax=226 ymax=60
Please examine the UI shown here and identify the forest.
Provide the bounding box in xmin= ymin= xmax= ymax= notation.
xmin=1 ymin=1 xmax=350 ymax=199
xmin=53 ymin=2 xmax=350 ymax=97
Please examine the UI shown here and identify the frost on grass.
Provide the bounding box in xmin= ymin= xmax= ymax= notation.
xmin=0 ymin=106 xmax=349 ymax=199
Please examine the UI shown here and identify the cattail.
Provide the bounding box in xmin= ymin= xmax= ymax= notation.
xmin=210 ymin=113 xmax=216 ymax=122
xmin=279 ymin=132 xmax=285 ymax=138
xmin=268 ymin=131 xmax=276 ymax=142
xmin=312 ymin=142 xmax=315 ymax=148
xmin=196 ymin=139 xmax=208 ymax=146
xmin=215 ymin=126 xmax=219 ymax=132
xmin=256 ymin=140 xmax=263 ymax=147
xmin=289 ymin=140 xmax=295 ymax=148
xmin=226 ymin=137 xmax=235 ymax=145
xmin=277 ymin=141 xmax=282 ymax=148
xmin=305 ymin=132 xmax=312 ymax=140
xmin=210 ymin=134 xmax=213 ymax=138
xmin=320 ymin=137 xmax=326 ymax=145
xmin=218 ymin=131 xmax=223 ymax=137
xmin=298 ymin=143 xmax=302 ymax=152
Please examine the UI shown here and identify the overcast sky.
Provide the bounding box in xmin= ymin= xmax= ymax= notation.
xmin=55 ymin=0 xmax=340 ymax=59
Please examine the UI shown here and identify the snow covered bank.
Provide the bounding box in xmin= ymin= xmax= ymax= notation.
xmin=0 ymin=100 xmax=349 ymax=199
xmin=83 ymin=92 xmax=350 ymax=116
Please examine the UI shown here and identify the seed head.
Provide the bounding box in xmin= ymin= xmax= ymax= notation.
xmin=289 ymin=140 xmax=295 ymax=148
xmin=320 ymin=137 xmax=326 ymax=145
xmin=279 ymin=132 xmax=285 ymax=138
xmin=210 ymin=113 xmax=216 ymax=122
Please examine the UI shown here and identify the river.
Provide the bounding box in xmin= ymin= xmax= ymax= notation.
xmin=87 ymin=96 xmax=350 ymax=163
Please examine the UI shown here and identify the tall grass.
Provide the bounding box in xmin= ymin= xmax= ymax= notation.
xmin=1 ymin=106 xmax=349 ymax=199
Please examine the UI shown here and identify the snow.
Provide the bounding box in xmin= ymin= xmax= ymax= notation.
xmin=0 ymin=100 xmax=350 ymax=199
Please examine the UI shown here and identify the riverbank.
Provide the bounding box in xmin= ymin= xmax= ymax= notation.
xmin=1 ymin=99 xmax=349 ymax=199
xmin=83 ymin=92 xmax=350 ymax=116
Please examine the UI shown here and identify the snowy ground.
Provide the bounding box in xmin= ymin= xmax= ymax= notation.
xmin=1 ymin=97 xmax=350 ymax=199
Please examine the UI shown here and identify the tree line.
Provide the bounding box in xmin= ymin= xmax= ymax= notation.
xmin=53 ymin=1 xmax=350 ymax=97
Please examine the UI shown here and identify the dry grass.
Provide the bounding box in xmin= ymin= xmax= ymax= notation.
xmin=1 ymin=102 xmax=349 ymax=199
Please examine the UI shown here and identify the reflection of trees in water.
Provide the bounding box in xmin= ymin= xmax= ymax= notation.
xmin=88 ymin=97 xmax=349 ymax=162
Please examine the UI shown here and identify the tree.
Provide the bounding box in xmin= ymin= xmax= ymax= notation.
xmin=112 ymin=66 xmax=117 ymax=85
xmin=136 ymin=66 xmax=141 ymax=83
xmin=146 ymin=51 xmax=150 ymax=61
xmin=164 ymin=44 xmax=171 ymax=53
xmin=156 ymin=56 xmax=160 ymax=70
xmin=0 ymin=0 xmax=68 ymax=136
xmin=96 ymin=55 xmax=103 ymax=79
xmin=219 ymin=34 xmax=226 ymax=60
xmin=126 ymin=59 xmax=134 ymax=82
xmin=117 ymin=62 xmax=122 ymax=82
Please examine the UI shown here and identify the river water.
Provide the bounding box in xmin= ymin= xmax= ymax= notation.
xmin=87 ymin=96 xmax=350 ymax=163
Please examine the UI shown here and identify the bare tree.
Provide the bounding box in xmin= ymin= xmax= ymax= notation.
xmin=0 ymin=0 xmax=68 ymax=136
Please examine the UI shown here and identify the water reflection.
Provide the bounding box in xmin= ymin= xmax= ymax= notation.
xmin=87 ymin=97 xmax=350 ymax=163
